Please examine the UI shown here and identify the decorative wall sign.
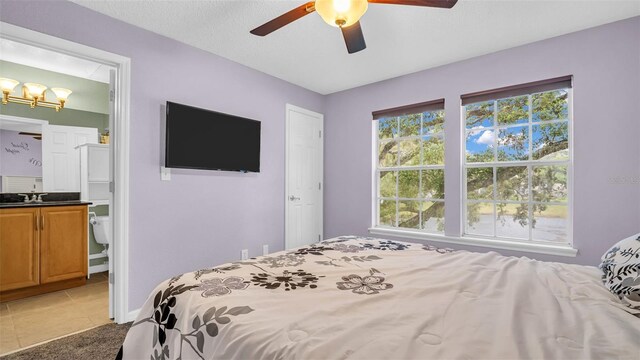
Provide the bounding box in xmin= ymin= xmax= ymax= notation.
xmin=0 ymin=129 xmax=42 ymax=177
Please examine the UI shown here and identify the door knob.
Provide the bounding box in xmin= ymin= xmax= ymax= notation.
xmin=289 ymin=195 xmax=300 ymax=201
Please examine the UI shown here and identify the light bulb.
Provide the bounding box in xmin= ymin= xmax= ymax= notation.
xmin=24 ymin=83 xmax=47 ymax=99
xmin=0 ymin=78 xmax=19 ymax=93
xmin=333 ymin=0 xmax=351 ymax=13
xmin=315 ymin=0 xmax=368 ymax=28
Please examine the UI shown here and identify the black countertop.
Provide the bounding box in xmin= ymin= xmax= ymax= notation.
xmin=0 ymin=201 xmax=93 ymax=209
xmin=0 ymin=192 xmax=91 ymax=209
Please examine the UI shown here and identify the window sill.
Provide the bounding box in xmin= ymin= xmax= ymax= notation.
xmin=368 ymin=227 xmax=578 ymax=258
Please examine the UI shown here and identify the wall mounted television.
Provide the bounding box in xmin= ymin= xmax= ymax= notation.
xmin=165 ymin=101 xmax=261 ymax=172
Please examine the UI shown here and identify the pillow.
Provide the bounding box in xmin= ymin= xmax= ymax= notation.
xmin=599 ymin=233 xmax=640 ymax=312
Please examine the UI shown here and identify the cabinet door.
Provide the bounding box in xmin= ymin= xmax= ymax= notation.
xmin=0 ymin=208 xmax=39 ymax=291
xmin=40 ymin=206 xmax=88 ymax=284
xmin=88 ymin=146 xmax=110 ymax=182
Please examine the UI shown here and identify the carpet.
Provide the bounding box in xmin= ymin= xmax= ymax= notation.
xmin=1 ymin=322 xmax=131 ymax=360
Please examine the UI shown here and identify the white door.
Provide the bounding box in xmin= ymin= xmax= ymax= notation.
xmin=285 ymin=104 xmax=323 ymax=249
xmin=42 ymin=125 xmax=98 ymax=192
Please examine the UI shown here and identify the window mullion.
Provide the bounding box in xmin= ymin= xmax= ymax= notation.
xmin=527 ymin=94 xmax=533 ymax=241
xmin=492 ymin=101 xmax=498 ymax=237
xmin=419 ymin=112 xmax=423 ymax=230
xmin=493 ymin=100 xmax=498 ymax=163
xmin=395 ymin=117 xmax=400 ymax=228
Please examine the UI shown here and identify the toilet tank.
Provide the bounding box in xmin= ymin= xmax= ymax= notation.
xmin=91 ymin=216 xmax=111 ymax=245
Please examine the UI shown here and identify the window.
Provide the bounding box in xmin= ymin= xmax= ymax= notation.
xmin=463 ymin=81 xmax=571 ymax=244
xmin=374 ymin=100 xmax=445 ymax=233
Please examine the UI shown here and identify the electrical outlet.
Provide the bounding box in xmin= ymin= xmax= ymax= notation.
xmin=262 ymin=245 xmax=269 ymax=255
xmin=241 ymin=249 xmax=249 ymax=260
xmin=160 ymin=166 xmax=171 ymax=181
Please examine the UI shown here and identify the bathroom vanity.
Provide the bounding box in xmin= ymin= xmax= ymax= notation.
xmin=0 ymin=198 xmax=91 ymax=302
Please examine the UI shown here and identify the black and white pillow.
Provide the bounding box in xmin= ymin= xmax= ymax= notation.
xmin=599 ymin=233 xmax=640 ymax=312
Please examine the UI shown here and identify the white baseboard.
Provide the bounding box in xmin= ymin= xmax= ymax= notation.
xmin=88 ymin=263 xmax=109 ymax=275
xmin=124 ymin=309 xmax=140 ymax=323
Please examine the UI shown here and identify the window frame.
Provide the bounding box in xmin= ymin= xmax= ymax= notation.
xmin=373 ymin=110 xmax=445 ymax=233
xmin=369 ymin=80 xmax=577 ymax=258
xmin=461 ymin=88 xmax=574 ymax=247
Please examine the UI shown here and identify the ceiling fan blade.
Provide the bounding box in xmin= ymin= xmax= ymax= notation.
xmin=367 ymin=0 xmax=457 ymax=8
xmin=341 ymin=21 xmax=366 ymax=54
xmin=18 ymin=132 xmax=42 ymax=136
xmin=250 ymin=1 xmax=316 ymax=36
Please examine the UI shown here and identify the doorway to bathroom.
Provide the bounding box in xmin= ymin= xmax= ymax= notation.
xmin=0 ymin=22 xmax=131 ymax=355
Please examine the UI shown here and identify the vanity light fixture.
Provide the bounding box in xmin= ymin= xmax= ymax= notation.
xmin=0 ymin=77 xmax=72 ymax=112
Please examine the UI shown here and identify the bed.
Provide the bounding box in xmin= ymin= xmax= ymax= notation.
xmin=119 ymin=236 xmax=640 ymax=359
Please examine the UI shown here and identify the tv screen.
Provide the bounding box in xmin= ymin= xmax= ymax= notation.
xmin=165 ymin=102 xmax=261 ymax=172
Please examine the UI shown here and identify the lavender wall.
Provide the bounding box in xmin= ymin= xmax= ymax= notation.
xmin=0 ymin=1 xmax=325 ymax=312
xmin=324 ymin=16 xmax=640 ymax=266
xmin=0 ymin=130 xmax=42 ymax=178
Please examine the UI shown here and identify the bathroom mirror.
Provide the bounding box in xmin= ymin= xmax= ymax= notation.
xmin=0 ymin=115 xmax=46 ymax=193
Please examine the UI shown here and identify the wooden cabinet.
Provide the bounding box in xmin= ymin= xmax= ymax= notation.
xmin=0 ymin=205 xmax=88 ymax=301
xmin=0 ymin=208 xmax=39 ymax=292
xmin=40 ymin=206 xmax=88 ymax=284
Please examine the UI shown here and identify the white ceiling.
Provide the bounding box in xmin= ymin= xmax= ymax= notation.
xmin=69 ymin=0 xmax=640 ymax=95
xmin=0 ymin=38 xmax=111 ymax=83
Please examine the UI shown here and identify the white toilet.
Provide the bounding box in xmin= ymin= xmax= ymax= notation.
xmin=91 ymin=216 xmax=111 ymax=253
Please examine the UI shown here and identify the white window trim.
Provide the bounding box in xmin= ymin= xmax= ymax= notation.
xmin=368 ymin=227 xmax=578 ymax=257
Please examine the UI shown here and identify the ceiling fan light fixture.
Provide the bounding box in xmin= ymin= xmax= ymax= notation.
xmin=315 ymin=0 xmax=368 ymax=28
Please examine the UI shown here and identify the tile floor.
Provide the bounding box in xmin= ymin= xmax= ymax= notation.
xmin=0 ymin=272 xmax=111 ymax=355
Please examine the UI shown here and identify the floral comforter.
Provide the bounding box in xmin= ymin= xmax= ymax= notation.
xmin=119 ymin=236 xmax=640 ymax=360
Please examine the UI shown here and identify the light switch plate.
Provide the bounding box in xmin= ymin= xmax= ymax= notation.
xmin=160 ymin=166 xmax=171 ymax=181
xmin=241 ymin=249 xmax=249 ymax=260
xmin=262 ymin=245 xmax=269 ymax=255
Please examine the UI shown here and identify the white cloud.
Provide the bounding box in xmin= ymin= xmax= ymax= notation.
xmin=468 ymin=125 xmax=486 ymax=136
xmin=476 ymin=130 xmax=494 ymax=146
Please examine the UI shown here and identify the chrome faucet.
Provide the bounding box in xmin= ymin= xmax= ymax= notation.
xmin=16 ymin=193 xmax=47 ymax=203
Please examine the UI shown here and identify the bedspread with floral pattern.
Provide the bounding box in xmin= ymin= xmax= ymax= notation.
xmin=119 ymin=236 xmax=640 ymax=360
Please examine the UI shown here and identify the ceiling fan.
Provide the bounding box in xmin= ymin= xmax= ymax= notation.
xmin=250 ymin=0 xmax=458 ymax=54
xmin=18 ymin=131 xmax=42 ymax=140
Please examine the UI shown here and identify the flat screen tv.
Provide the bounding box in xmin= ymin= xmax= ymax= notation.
xmin=165 ymin=102 xmax=261 ymax=172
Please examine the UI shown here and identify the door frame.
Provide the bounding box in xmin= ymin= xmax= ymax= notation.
xmin=0 ymin=22 xmax=132 ymax=323
xmin=284 ymin=104 xmax=324 ymax=250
